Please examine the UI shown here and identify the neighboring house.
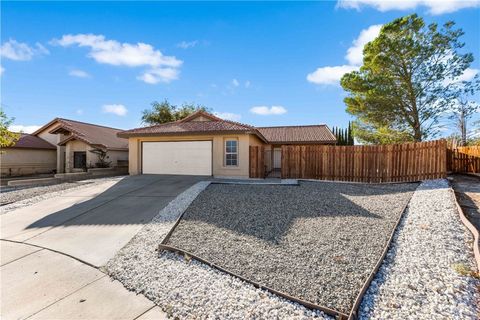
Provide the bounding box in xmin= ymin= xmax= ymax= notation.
xmin=118 ymin=111 xmax=336 ymax=178
xmin=32 ymin=118 xmax=129 ymax=173
xmin=0 ymin=133 xmax=57 ymax=177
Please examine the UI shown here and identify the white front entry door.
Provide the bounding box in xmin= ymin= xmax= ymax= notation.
xmin=142 ymin=141 xmax=212 ymax=175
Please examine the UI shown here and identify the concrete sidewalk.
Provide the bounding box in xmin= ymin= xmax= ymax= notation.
xmin=1 ymin=240 xmax=166 ymax=320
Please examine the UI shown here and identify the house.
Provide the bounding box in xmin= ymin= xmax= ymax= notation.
xmin=118 ymin=111 xmax=336 ymax=178
xmin=32 ymin=118 xmax=129 ymax=173
xmin=0 ymin=134 xmax=57 ymax=177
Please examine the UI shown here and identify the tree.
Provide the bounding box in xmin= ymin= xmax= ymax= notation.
xmin=0 ymin=110 xmax=20 ymax=148
xmin=332 ymin=125 xmax=354 ymax=145
xmin=448 ymin=77 xmax=480 ymax=146
xmin=89 ymin=148 xmax=111 ymax=168
xmin=341 ymin=14 xmax=475 ymax=144
xmin=141 ymin=99 xmax=210 ymax=125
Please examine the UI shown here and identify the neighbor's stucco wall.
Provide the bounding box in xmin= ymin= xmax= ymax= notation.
xmin=0 ymin=148 xmax=57 ymax=177
xmin=127 ymin=133 xmax=264 ymax=178
xmin=64 ymin=140 xmax=128 ymax=172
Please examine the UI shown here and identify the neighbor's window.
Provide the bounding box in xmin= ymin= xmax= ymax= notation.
xmin=225 ymin=140 xmax=238 ymax=166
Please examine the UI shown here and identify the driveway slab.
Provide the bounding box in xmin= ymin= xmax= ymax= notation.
xmin=0 ymin=240 xmax=41 ymax=266
xmin=29 ymin=276 xmax=155 ymax=320
xmin=136 ymin=307 xmax=168 ymax=320
xmin=1 ymin=249 xmax=104 ymax=320
xmin=26 ymin=195 xmax=175 ymax=266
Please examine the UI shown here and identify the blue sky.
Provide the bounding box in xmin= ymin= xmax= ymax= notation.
xmin=1 ymin=1 xmax=479 ymax=134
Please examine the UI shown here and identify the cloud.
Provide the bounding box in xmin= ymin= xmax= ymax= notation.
xmin=443 ymin=67 xmax=479 ymax=86
xmin=177 ymin=40 xmax=199 ymax=49
xmin=0 ymin=39 xmax=49 ymax=61
xmin=345 ymin=24 xmax=382 ymax=65
xmin=250 ymin=105 xmax=287 ymax=115
xmin=9 ymin=125 xmax=42 ymax=133
xmin=214 ymin=112 xmax=242 ymax=121
xmin=307 ymin=24 xmax=381 ymax=85
xmin=69 ymin=69 xmax=90 ymax=78
xmin=336 ymin=0 xmax=480 ymax=15
xmin=137 ymin=67 xmax=179 ymax=84
xmin=307 ymin=65 xmax=359 ymax=85
xmin=52 ymin=34 xmax=182 ymax=84
xmin=102 ymin=104 xmax=128 ymax=116
xmin=232 ymin=78 xmax=240 ymax=87
xmin=76 ymin=109 xmax=84 ymax=115
xmin=0 ymin=65 xmax=4 ymax=76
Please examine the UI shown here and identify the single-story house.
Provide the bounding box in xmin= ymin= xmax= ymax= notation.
xmin=32 ymin=118 xmax=129 ymax=173
xmin=118 ymin=111 xmax=336 ymax=178
xmin=0 ymin=133 xmax=57 ymax=177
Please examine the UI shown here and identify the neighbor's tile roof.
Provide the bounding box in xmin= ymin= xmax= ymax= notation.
xmin=33 ymin=118 xmax=128 ymax=150
xmin=11 ymin=134 xmax=57 ymax=150
xmin=256 ymin=125 xmax=337 ymax=144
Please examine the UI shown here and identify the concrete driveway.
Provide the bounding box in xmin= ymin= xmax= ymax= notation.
xmin=1 ymin=175 xmax=205 ymax=320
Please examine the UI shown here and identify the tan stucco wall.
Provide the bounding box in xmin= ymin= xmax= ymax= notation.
xmin=0 ymin=148 xmax=57 ymax=177
xmin=127 ymin=134 xmax=264 ymax=178
xmin=64 ymin=140 xmax=128 ymax=173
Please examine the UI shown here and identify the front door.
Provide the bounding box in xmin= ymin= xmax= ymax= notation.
xmin=73 ymin=151 xmax=87 ymax=169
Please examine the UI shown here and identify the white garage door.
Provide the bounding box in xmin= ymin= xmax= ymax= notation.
xmin=142 ymin=141 xmax=212 ymax=175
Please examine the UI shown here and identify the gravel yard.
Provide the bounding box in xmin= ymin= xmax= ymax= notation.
xmin=359 ymin=179 xmax=479 ymax=319
xmin=0 ymin=176 xmax=124 ymax=213
xmin=163 ymin=181 xmax=418 ymax=315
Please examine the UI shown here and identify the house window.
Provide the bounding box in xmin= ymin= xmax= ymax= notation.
xmin=225 ymin=140 xmax=238 ymax=166
xmin=73 ymin=151 xmax=87 ymax=169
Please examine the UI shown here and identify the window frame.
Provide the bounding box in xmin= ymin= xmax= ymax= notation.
xmin=224 ymin=139 xmax=239 ymax=167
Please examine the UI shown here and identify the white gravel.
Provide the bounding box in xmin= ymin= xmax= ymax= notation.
xmin=105 ymin=181 xmax=331 ymax=319
xmin=106 ymin=178 xmax=479 ymax=319
xmin=0 ymin=176 xmax=125 ymax=214
xmin=359 ymin=179 xmax=479 ymax=319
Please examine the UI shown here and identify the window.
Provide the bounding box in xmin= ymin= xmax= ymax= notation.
xmin=225 ymin=140 xmax=238 ymax=166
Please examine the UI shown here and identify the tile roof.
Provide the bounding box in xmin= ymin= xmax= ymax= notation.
xmin=256 ymin=125 xmax=336 ymax=144
xmin=10 ymin=134 xmax=57 ymax=150
xmin=117 ymin=111 xmax=336 ymax=144
xmin=34 ymin=118 xmax=128 ymax=150
xmin=118 ymin=111 xmax=267 ymax=141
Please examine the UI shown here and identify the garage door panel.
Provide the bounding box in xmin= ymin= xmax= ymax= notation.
xmin=142 ymin=141 xmax=212 ymax=176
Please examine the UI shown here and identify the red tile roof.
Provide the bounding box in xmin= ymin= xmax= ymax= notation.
xmin=33 ymin=118 xmax=128 ymax=150
xmin=117 ymin=111 xmax=336 ymax=144
xmin=257 ymin=125 xmax=336 ymax=144
xmin=10 ymin=134 xmax=56 ymax=150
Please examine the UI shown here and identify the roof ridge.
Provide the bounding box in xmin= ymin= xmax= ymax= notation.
xmin=257 ymin=124 xmax=328 ymax=129
xmin=57 ymin=118 xmax=125 ymax=131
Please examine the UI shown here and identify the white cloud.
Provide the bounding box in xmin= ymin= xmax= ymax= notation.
xmin=345 ymin=24 xmax=382 ymax=65
xmin=245 ymin=80 xmax=251 ymax=88
xmin=214 ymin=112 xmax=242 ymax=121
xmin=307 ymin=65 xmax=359 ymax=85
xmin=137 ymin=67 xmax=179 ymax=84
xmin=337 ymin=0 xmax=480 ymax=15
xmin=232 ymin=78 xmax=240 ymax=87
xmin=307 ymin=24 xmax=381 ymax=85
xmin=177 ymin=40 xmax=199 ymax=49
xmin=0 ymin=39 xmax=49 ymax=61
xmin=0 ymin=65 xmax=4 ymax=76
xmin=69 ymin=69 xmax=90 ymax=78
xmin=52 ymin=34 xmax=182 ymax=84
xmin=250 ymin=105 xmax=287 ymax=116
xmin=443 ymin=67 xmax=479 ymax=86
xmin=102 ymin=104 xmax=128 ymax=116
xmin=9 ymin=125 xmax=42 ymax=133
xmin=76 ymin=109 xmax=84 ymax=115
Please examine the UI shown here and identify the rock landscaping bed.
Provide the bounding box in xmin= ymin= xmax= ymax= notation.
xmin=107 ymin=179 xmax=479 ymax=319
xmin=359 ymin=179 xmax=479 ymax=319
xmin=162 ymin=181 xmax=418 ymax=316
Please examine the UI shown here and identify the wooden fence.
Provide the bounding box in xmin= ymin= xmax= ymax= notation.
xmin=447 ymin=146 xmax=480 ymax=173
xmin=250 ymin=140 xmax=447 ymax=182
xmin=249 ymin=146 xmax=265 ymax=178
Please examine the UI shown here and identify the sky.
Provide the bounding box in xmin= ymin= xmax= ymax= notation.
xmin=1 ymin=1 xmax=479 ymax=134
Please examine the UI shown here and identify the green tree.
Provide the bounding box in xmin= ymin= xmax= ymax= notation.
xmin=141 ymin=99 xmax=210 ymax=125
xmin=0 ymin=110 xmax=20 ymax=148
xmin=341 ymin=14 xmax=475 ymax=144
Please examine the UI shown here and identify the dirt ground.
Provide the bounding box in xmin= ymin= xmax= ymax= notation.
xmin=450 ymin=174 xmax=480 ymax=244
